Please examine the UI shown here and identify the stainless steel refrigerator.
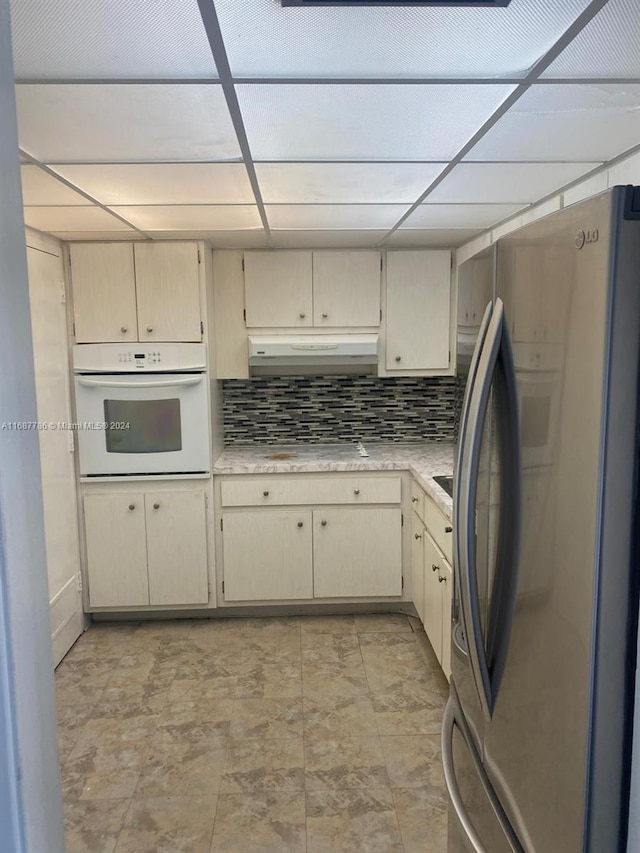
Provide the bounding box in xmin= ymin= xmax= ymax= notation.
xmin=444 ymin=186 xmax=640 ymax=853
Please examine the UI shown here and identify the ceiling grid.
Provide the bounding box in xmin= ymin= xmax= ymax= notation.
xmin=9 ymin=0 xmax=640 ymax=245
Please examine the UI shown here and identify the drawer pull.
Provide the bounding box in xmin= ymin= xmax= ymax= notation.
xmin=445 ymin=525 xmax=453 ymax=533
xmin=120 ymin=326 xmax=128 ymax=334
xmin=297 ymin=521 xmax=304 ymax=528
xmin=263 ymin=491 xmax=269 ymax=497
xmin=321 ymin=520 xmax=327 ymax=527
xmin=395 ymin=356 xmax=401 ymax=362
xmin=322 ymin=312 xmax=328 ymax=319
xmin=153 ymin=503 xmax=160 ymax=510
xmin=128 ymin=504 xmax=136 ymax=511
xmin=411 ymin=496 xmax=419 ymax=503
xmin=432 ymin=563 xmax=438 ymax=572
xmin=353 ymin=488 xmax=360 ymax=495
xmin=146 ymin=326 xmax=154 ymax=333
xmin=299 ymin=312 xmax=306 ymax=319
xmin=438 ymin=574 xmax=446 ymax=583
xmin=414 ymin=533 xmax=422 ymax=540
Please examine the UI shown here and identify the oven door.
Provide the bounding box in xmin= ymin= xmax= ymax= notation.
xmin=74 ymin=372 xmax=210 ymax=477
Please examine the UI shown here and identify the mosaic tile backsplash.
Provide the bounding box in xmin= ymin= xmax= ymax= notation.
xmin=222 ymin=375 xmax=458 ymax=445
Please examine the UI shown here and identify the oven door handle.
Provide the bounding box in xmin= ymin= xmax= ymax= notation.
xmin=76 ymin=375 xmax=204 ymax=389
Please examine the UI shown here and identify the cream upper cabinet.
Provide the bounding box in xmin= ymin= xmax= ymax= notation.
xmin=70 ymin=243 xmax=138 ymax=343
xmin=312 ymin=251 xmax=381 ymax=327
xmin=70 ymin=241 xmax=203 ymax=343
xmin=385 ymin=250 xmax=452 ymax=373
xmin=134 ymin=243 xmax=202 ymax=342
xmin=244 ymin=251 xmax=313 ymax=327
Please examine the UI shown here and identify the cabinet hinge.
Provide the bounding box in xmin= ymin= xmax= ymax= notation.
xmin=220 ymin=518 xmax=223 ymax=531
xmin=380 ymin=309 xmax=382 ymax=322
xmin=241 ymin=258 xmax=245 ymax=272
xmin=205 ymin=494 xmax=209 ymax=508
xmin=200 ymin=320 xmax=204 ymax=335
xmin=380 ymin=257 xmax=383 ymax=271
xmin=76 ymin=572 xmax=83 ymax=592
xmin=72 ymin=322 xmax=76 ymax=336
xmin=198 ymin=249 xmax=201 ymax=264
xmin=243 ymin=308 xmax=246 ymax=322
xmin=60 ymin=280 xmax=66 ymax=304
xmin=401 ymin=513 xmax=404 ymax=527
xmin=222 ymin=580 xmax=225 ymax=594
xmin=401 ymin=576 xmax=404 ymax=590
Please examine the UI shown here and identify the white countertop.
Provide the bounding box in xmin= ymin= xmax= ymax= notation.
xmin=213 ymin=441 xmax=455 ymax=519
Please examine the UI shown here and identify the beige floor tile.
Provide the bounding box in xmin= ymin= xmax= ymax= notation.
xmin=300 ymin=615 xmax=357 ymax=635
xmin=56 ymin=658 xmax=121 ymax=689
xmin=304 ymin=736 xmax=389 ymax=791
xmin=133 ymin=619 xmax=196 ymax=638
xmin=136 ymin=741 xmax=226 ymax=797
xmin=392 ymin=786 xmax=449 ymax=853
xmin=57 ymin=704 xmax=96 ymax=766
xmin=236 ymin=661 xmax=303 ymax=698
xmin=372 ymin=684 xmax=447 ymax=735
xmin=302 ymin=658 xmax=369 ymax=700
xmin=303 ymin=695 xmax=379 ymax=740
xmin=380 ymin=735 xmax=445 ymax=789
xmin=301 ymin=634 xmax=361 ymax=659
xmin=364 ymin=657 xmax=442 ymax=695
xmin=72 ymin=712 xmax=161 ymax=749
xmin=115 ymin=795 xmax=216 ymax=853
xmin=169 ymin=671 xmax=238 ymax=701
xmin=210 ymin=791 xmax=306 ymax=853
xmin=63 ymin=741 xmax=150 ymax=801
xmin=359 ymin=631 xmax=428 ymax=658
xmin=354 ymin=614 xmax=414 ymax=634
xmin=229 ymin=698 xmax=304 ymax=740
xmin=64 ymin=797 xmax=130 ymax=853
xmin=306 ymin=788 xmax=403 ymax=853
xmin=155 ymin=699 xmax=233 ymax=747
xmin=221 ymin=737 xmax=305 ymax=793
xmin=99 ymin=684 xmax=171 ymax=712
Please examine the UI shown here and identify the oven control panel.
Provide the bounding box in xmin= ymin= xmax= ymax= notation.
xmin=72 ymin=343 xmax=207 ymax=373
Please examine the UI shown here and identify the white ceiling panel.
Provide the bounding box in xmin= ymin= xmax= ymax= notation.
xmin=401 ymin=203 xmax=525 ymax=229
xmin=51 ymin=232 xmax=143 ymax=241
xmin=255 ymin=162 xmax=446 ymax=203
xmin=21 ymin=166 xmax=92 ymax=205
xmin=51 ymin=164 xmax=254 ymax=205
xmin=466 ymin=84 xmax=640 ymax=162
xmin=428 ymin=162 xmax=601 ymax=204
xmin=216 ymin=0 xmax=590 ymax=78
xmin=542 ymin=0 xmax=640 ymax=78
xmin=238 ymin=84 xmax=515 ymax=161
xmin=191 ymin=231 xmax=269 ymax=248
xmin=16 ymin=85 xmax=240 ymax=163
xmin=23 ymin=206 xmax=133 ymax=232
xmin=266 ymin=205 xmax=408 ymax=230
xmin=110 ymin=206 xmax=261 ymax=231
xmin=270 ymin=230 xmax=388 ymax=248
xmin=385 ymin=228 xmax=484 ymax=247
xmin=10 ymin=0 xmax=218 ymax=79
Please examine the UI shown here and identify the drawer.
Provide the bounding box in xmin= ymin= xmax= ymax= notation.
xmin=220 ymin=476 xmax=402 ymax=507
xmin=424 ymin=494 xmax=453 ymax=565
xmin=410 ymin=480 xmax=425 ymax=521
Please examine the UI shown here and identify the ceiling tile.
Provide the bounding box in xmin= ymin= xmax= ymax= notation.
xmin=270 ymin=230 xmax=387 ymax=248
xmin=10 ymin=0 xmax=217 ymax=79
xmin=401 ymin=203 xmax=525 ymax=229
xmin=110 ymin=206 xmax=261 ymax=230
xmin=427 ymin=162 xmax=601 ymax=204
xmin=21 ymin=165 xmax=92 ymax=205
xmin=51 ymin=164 xmax=255 ymax=205
xmin=265 ymin=205 xmax=408 ymax=229
xmin=237 ymin=84 xmax=515 ymax=161
xmin=51 ymin=232 xmax=144 ymax=241
xmin=255 ymin=162 xmax=446 ymax=203
xmin=16 ymin=84 xmax=240 ymax=163
xmin=23 ymin=206 xmax=133 ymax=232
xmin=216 ymin=0 xmax=590 ymax=77
xmin=195 ymin=231 xmax=269 ymax=248
xmin=385 ymin=228 xmax=484 ymax=247
xmin=542 ymin=0 xmax=640 ymax=78
xmin=466 ymin=84 xmax=640 ymax=163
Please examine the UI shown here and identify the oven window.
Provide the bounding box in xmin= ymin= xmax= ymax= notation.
xmin=103 ymin=399 xmax=182 ymax=453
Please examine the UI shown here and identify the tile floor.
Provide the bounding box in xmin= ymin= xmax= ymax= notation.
xmin=56 ymin=613 xmax=449 ymax=853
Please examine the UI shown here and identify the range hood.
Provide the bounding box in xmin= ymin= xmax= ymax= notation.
xmin=248 ymin=334 xmax=379 ymax=372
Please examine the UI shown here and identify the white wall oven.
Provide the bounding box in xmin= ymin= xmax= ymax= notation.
xmin=73 ymin=344 xmax=210 ymax=478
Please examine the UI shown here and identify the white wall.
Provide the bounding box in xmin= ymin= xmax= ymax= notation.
xmin=0 ymin=1 xmax=65 ymax=850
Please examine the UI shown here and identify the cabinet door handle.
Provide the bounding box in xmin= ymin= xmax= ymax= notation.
xmin=432 ymin=563 xmax=439 ymax=572
xmin=128 ymin=504 xmax=136 ymax=511
xmin=153 ymin=503 xmax=160 ymax=510
xmin=411 ymin=496 xmax=419 ymax=503
xmin=263 ymin=490 xmax=269 ymax=497
xmin=321 ymin=520 xmax=327 ymax=527
xmin=146 ymin=326 xmax=154 ymax=333
xmin=297 ymin=521 xmax=304 ymax=528
xmin=299 ymin=313 xmax=306 ymax=319
xmin=395 ymin=356 xmax=401 ymax=362
xmin=415 ymin=533 xmax=422 ymax=540
xmin=445 ymin=525 xmax=453 ymax=533
xmin=322 ymin=312 xmax=328 ymax=319
xmin=439 ymin=574 xmax=446 ymax=583
xmin=353 ymin=488 xmax=360 ymax=495
xmin=120 ymin=326 xmax=128 ymax=334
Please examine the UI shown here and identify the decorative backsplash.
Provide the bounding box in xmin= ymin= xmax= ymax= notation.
xmin=222 ymin=375 xmax=458 ymax=445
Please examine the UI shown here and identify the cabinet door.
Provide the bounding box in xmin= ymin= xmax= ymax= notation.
xmin=70 ymin=243 xmax=137 ymax=343
xmin=423 ymin=531 xmax=443 ymax=661
xmin=145 ymin=492 xmax=209 ymax=605
xmin=134 ymin=243 xmax=202 ymax=342
xmin=386 ymin=250 xmax=451 ymax=371
xmin=84 ymin=494 xmax=149 ymax=607
xmin=222 ymin=510 xmax=313 ymax=601
xmin=440 ymin=558 xmax=453 ymax=681
xmin=313 ymin=508 xmax=402 ymax=598
xmin=313 ymin=251 xmax=381 ymax=327
xmin=412 ymin=512 xmax=426 ymax=623
xmin=244 ymin=251 xmax=313 ymax=327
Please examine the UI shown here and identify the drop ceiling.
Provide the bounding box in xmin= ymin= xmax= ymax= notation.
xmin=10 ymin=0 xmax=640 ymax=248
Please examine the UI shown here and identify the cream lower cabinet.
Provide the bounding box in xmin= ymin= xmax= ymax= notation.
xmin=84 ymin=491 xmax=208 ymax=608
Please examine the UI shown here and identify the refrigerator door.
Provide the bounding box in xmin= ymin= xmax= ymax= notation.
xmin=482 ymin=188 xmax=640 ymax=852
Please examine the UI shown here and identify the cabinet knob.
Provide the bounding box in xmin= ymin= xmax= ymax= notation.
xmin=297 ymin=521 xmax=304 ymax=528
xmin=411 ymin=496 xmax=418 ymax=503
xmin=129 ymin=504 xmax=136 ymax=511
xmin=322 ymin=313 xmax=328 ymax=319
xmin=445 ymin=525 xmax=453 ymax=533
xmin=299 ymin=313 xmax=306 ymax=319
xmin=395 ymin=356 xmax=401 ymax=362
xmin=120 ymin=326 xmax=128 ymax=334
xmin=146 ymin=326 xmax=153 ymax=333
xmin=153 ymin=503 xmax=160 ymax=510
xmin=438 ymin=574 xmax=446 ymax=583
xmin=414 ymin=533 xmax=422 ymax=540
xmin=432 ymin=563 xmax=438 ymax=572
xmin=353 ymin=488 xmax=360 ymax=495
xmin=321 ymin=520 xmax=327 ymax=527
xmin=263 ymin=490 xmax=269 ymax=497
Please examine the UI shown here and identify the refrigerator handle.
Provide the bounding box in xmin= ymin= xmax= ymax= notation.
xmin=457 ymin=299 xmax=505 ymax=721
